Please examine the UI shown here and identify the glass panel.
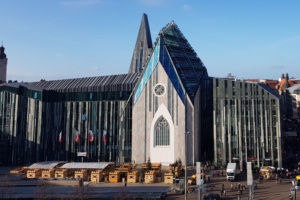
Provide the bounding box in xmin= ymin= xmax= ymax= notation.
xmin=134 ymin=39 xmax=160 ymax=103
xmin=155 ymin=117 xmax=170 ymax=146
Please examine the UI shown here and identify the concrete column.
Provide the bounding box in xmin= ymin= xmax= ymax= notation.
xmin=228 ymin=100 xmax=231 ymax=163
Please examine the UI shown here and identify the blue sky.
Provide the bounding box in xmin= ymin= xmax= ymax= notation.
xmin=1 ymin=0 xmax=300 ymax=82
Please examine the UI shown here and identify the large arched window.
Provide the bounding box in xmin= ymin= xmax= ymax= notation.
xmin=155 ymin=117 xmax=170 ymax=146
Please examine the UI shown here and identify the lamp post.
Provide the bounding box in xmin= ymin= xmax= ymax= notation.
xmin=185 ymin=131 xmax=189 ymax=200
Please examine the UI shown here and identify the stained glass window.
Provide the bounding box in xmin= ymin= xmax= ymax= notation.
xmin=155 ymin=117 xmax=170 ymax=146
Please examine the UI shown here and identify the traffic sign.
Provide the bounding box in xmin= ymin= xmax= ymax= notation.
xmin=291 ymin=188 xmax=295 ymax=195
xmin=77 ymin=152 xmax=87 ymax=157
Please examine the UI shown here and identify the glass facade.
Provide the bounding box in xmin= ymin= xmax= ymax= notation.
xmin=0 ymin=74 xmax=135 ymax=165
xmin=213 ymin=78 xmax=283 ymax=168
xmin=159 ymin=22 xmax=208 ymax=102
xmin=134 ymin=39 xmax=160 ymax=103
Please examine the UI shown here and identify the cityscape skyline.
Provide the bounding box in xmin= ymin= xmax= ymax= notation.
xmin=1 ymin=0 xmax=300 ymax=82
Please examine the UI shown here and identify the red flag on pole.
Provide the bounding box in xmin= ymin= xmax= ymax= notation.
xmin=103 ymin=130 xmax=107 ymax=143
xmin=59 ymin=131 xmax=62 ymax=143
xmin=89 ymin=130 xmax=93 ymax=142
xmin=75 ymin=131 xmax=79 ymax=143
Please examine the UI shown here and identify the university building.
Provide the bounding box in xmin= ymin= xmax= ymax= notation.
xmin=0 ymin=14 xmax=285 ymax=168
xmin=213 ymin=78 xmax=283 ymax=168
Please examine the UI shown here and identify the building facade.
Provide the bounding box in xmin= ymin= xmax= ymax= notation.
xmin=0 ymin=75 xmax=136 ymax=165
xmin=213 ymin=78 xmax=283 ymax=168
xmin=131 ymin=21 xmax=212 ymax=166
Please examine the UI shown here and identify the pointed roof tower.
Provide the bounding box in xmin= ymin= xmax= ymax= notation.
xmin=128 ymin=13 xmax=153 ymax=74
xmin=159 ymin=21 xmax=208 ymax=101
xmin=0 ymin=44 xmax=7 ymax=59
xmin=284 ymin=73 xmax=290 ymax=90
xmin=133 ymin=21 xmax=208 ymax=104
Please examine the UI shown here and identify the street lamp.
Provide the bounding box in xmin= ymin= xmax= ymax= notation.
xmin=185 ymin=131 xmax=189 ymax=200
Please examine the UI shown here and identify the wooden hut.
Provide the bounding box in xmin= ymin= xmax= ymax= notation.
xmin=10 ymin=167 xmax=28 ymax=174
xmin=42 ymin=169 xmax=55 ymax=178
xmin=144 ymin=170 xmax=156 ymax=184
xmin=27 ymin=169 xmax=42 ymax=179
xmin=74 ymin=170 xmax=88 ymax=181
xmin=164 ymin=171 xmax=173 ymax=184
xmin=127 ymin=171 xmax=138 ymax=183
xmin=55 ymin=169 xmax=69 ymax=179
xmin=109 ymin=171 xmax=120 ymax=183
xmin=91 ymin=170 xmax=105 ymax=183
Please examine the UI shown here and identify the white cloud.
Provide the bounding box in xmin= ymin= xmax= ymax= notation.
xmin=183 ymin=4 xmax=191 ymax=11
xmin=60 ymin=0 xmax=102 ymax=7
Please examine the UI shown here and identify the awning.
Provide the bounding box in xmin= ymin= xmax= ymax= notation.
xmin=60 ymin=162 xmax=114 ymax=170
xmin=28 ymin=161 xmax=67 ymax=169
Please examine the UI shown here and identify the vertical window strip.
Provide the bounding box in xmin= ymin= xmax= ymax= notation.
xmin=149 ymin=76 xmax=152 ymax=111
xmin=156 ymin=64 xmax=158 ymax=84
xmin=135 ymin=59 xmax=138 ymax=73
xmin=168 ymin=79 xmax=171 ymax=113
xmin=172 ymin=85 xmax=174 ymax=122
xmin=155 ymin=96 xmax=158 ymax=113
xmin=176 ymin=94 xmax=178 ymax=125
xmin=139 ymin=49 xmax=143 ymax=71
